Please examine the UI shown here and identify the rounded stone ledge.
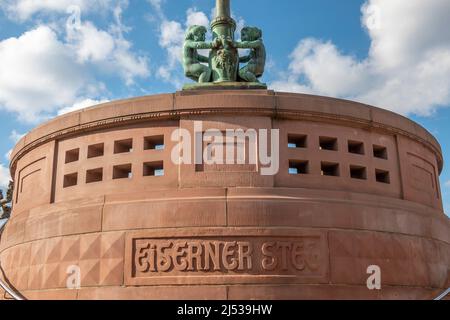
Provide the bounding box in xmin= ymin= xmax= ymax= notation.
xmin=3 ymin=90 xmax=448 ymax=300
xmin=1 ymin=188 xmax=449 ymax=252
xmin=8 ymin=284 xmax=444 ymax=301
xmin=9 ymin=91 xmax=443 ymax=174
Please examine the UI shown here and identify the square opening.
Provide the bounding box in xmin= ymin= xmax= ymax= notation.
xmin=88 ymin=143 xmax=104 ymax=159
xmin=63 ymin=173 xmax=78 ymax=188
xmin=321 ymin=162 xmax=340 ymax=177
xmin=376 ymin=169 xmax=390 ymax=184
xmin=86 ymin=168 xmax=103 ymax=184
xmin=144 ymin=135 xmax=165 ymax=150
xmin=350 ymin=165 xmax=367 ymax=180
xmin=114 ymin=139 xmax=133 ymax=154
xmin=289 ymin=160 xmax=309 ymax=175
xmin=288 ymin=134 xmax=307 ymax=149
xmin=373 ymin=145 xmax=388 ymax=159
xmin=113 ymin=164 xmax=132 ymax=179
xmin=319 ymin=137 xmax=338 ymax=151
xmin=65 ymin=148 xmax=79 ymax=164
xmin=143 ymin=161 xmax=164 ymax=177
xmin=348 ymin=141 xmax=365 ymax=155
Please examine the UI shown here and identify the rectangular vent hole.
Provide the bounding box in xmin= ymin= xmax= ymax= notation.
xmin=143 ymin=161 xmax=164 ymax=177
xmin=319 ymin=137 xmax=338 ymax=151
xmin=373 ymin=145 xmax=388 ymax=160
xmin=63 ymin=173 xmax=78 ymax=188
xmin=114 ymin=139 xmax=133 ymax=154
xmin=88 ymin=143 xmax=104 ymax=159
xmin=289 ymin=160 xmax=309 ymax=175
xmin=350 ymin=165 xmax=367 ymax=180
xmin=288 ymin=134 xmax=307 ymax=149
xmin=144 ymin=135 xmax=165 ymax=150
xmin=65 ymin=149 xmax=79 ymax=164
xmin=86 ymin=168 xmax=103 ymax=184
xmin=321 ymin=162 xmax=340 ymax=177
xmin=376 ymin=169 xmax=390 ymax=184
xmin=113 ymin=164 xmax=132 ymax=179
xmin=348 ymin=141 xmax=365 ymax=155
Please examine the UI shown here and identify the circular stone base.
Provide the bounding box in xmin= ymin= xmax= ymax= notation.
xmin=1 ymin=90 xmax=449 ymax=300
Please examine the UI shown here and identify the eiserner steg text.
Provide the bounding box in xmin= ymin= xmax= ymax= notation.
xmin=134 ymin=239 xmax=320 ymax=273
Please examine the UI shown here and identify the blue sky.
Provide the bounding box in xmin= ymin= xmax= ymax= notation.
xmin=0 ymin=0 xmax=449 ymax=214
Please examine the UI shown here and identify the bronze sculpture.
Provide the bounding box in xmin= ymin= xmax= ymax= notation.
xmin=0 ymin=181 xmax=13 ymax=219
xmin=236 ymin=27 xmax=266 ymax=83
xmin=183 ymin=26 xmax=221 ymax=83
xmin=182 ymin=0 xmax=267 ymax=89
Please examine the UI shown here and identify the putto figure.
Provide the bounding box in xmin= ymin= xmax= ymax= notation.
xmin=235 ymin=27 xmax=266 ymax=83
xmin=183 ymin=25 xmax=220 ymax=83
xmin=0 ymin=181 xmax=13 ymax=220
xmin=182 ymin=0 xmax=267 ymax=88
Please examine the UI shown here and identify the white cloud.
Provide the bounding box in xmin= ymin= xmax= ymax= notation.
xmin=67 ymin=21 xmax=115 ymax=63
xmin=148 ymin=1 xmax=210 ymax=87
xmin=445 ymin=180 xmax=450 ymax=188
xmin=0 ymin=1 xmax=149 ymax=122
xmin=0 ymin=26 xmax=90 ymax=122
xmin=272 ymin=0 xmax=450 ymax=116
xmin=186 ymin=8 xmax=209 ymax=27
xmin=58 ymin=98 xmax=110 ymax=115
xmin=4 ymin=150 xmax=12 ymax=162
xmin=66 ymin=1 xmax=150 ymax=86
xmin=0 ymin=165 xmax=11 ymax=189
xmin=156 ymin=20 xmax=185 ymax=83
xmin=1 ymin=0 xmax=112 ymax=21
xmin=3 ymin=131 xmax=26 ymax=162
xmin=9 ymin=130 xmax=26 ymax=143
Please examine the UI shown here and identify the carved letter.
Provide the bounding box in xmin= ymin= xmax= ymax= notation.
xmin=262 ymin=242 xmax=277 ymax=271
xmin=173 ymin=241 xmax=188 ymax=271
xmin=204 ymin=241 xmax=221 ymax=271
xmin=291 ymin=242 xmax=306 ymax=271
xmin=157 ymin=241 xmax=173 ymax=272
xmin=223 ymin=242 xmax=238 ymax=271
xmin=187 ymin=242 xmax=203 ymax=271
xmin=278 ymin=242 xmax=292 ymax=271
xmin=237 ymin=242 xmax=253 ymax=271
xmin=135 ymin=242 xmax=151 ymax=273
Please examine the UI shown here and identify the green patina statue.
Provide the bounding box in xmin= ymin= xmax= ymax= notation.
xmin=182 ymin=0 xmax=267 ymax=90
xmin=183 ymin=25 xmax=220 ymax=83
xmin=0 ymin=181 xmax=13 ymax=220
xmin=235 ymin=27 xmax=266 ymax=83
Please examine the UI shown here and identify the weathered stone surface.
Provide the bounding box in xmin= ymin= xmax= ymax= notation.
xmin=183 ymin=82 xmax=267 ymax=91
xmin=1 ymin=91 xmax=449 ymax=300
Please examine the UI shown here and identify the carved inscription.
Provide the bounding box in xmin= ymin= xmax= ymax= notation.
xmin=131 ymin=237 xmax=324 ymax=280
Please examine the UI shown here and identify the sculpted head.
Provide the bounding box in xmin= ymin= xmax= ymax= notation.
xmin=186 ymin=25 xmax=208 ymax=42
xmin=241 ymin=27 xmax=262 ymax=42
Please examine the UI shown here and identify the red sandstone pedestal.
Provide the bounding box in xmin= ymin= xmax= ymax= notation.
xmin=0 ymin=90 xmax=449 ymax=300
